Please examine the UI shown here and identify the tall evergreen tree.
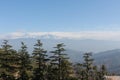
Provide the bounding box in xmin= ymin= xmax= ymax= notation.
xmin=32 ymin=40 xmax=48 ymax=80
xmin=92 ymin=65 xmax=99 ymax=80
xmin=18 ymin=42 xmax=31 ymax=80
xmin=74 ymin=63 xmax=85 ymax=80
xmin=60 ymin=59 xmax=74 ymax=80
xmin=98 ymin=65 xmax=107 ymax=80
xmin=75 ymin=53 xmax=108 ymax=80
xmin=83 ymin=53 xmax=94 ymax=80
xmin=50 ymin=43 xmax=72 ymax=80
xmin=0 ymin=40 xmax=18 ymax=80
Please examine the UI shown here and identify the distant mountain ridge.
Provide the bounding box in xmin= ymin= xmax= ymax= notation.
xmin=68 ymin=49 xmax=120 ymax=74
xmin=94 ymin=49 xmax=120 ymax=74
xmin=1 ymin=38 xmax=120 ymax=52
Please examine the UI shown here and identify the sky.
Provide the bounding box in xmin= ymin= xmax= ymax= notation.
xmin=0 ymin=0 xmax=120 ymax=40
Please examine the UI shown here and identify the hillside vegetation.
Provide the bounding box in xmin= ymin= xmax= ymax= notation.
xmin=0 ymin=40 xmax=110 ymax=80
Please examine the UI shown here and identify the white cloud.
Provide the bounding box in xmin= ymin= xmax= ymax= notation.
xmin=1 ymin=31 xmax=120 ymax=41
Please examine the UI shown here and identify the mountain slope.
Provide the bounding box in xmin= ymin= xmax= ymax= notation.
xmin=94 ymin=49 xmax=120 ymax=74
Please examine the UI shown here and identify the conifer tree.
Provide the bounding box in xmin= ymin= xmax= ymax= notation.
xmin=0 ymin=40 xmax=18 ymax=80
xmin=74 ymin=63 xmax=85 ymax=80
xmin=18 ymin=42 xmax=31 ymax=80
xmin=32 ymin=40 xmax=48 ymax=80
xmin=98 ymin=65 xmax=107 ymax=80
xmin=82 ymin=53 xmax=94 ymax=80
xmin=50 ymin=43 xmax=72 ymax=80
xmin=60 ymin=59 xmax=74 ymax=80
xmin=92 ymin=65 xmax=99 ymax=80
xmin=75 ymin=53 xmax=108 ymax=80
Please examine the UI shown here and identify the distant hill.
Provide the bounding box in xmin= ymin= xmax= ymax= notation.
xmin=65 ymin=49 xmax=84 ymax=62
xmin=94 ymin=49 xmax=120 ymax=74
xmin=66 ymin=49 xmax=120 ymax=74
xmin=1 ymin=38 xmax=120 ymax=52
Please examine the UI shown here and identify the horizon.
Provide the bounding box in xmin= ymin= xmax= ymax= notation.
xmin=0 ymin=0 xmax=120 ymax=52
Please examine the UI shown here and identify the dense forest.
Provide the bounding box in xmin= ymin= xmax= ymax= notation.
xmin=0 ymin=40 xmax=108 ymax=80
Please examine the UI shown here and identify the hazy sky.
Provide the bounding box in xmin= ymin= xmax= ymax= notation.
xmin=0 ymin=0 xmax=120 ymax=34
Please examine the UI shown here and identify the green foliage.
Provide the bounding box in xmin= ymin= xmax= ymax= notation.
xmin=75 ymin=53 xmax=108 ymax=80
xmin=0 ymin=40 xmax=109 ymax=80
xmin=83 ymin=53 xmax=94 ymax=80
xmin=18 ymin=42 xmax=31 ymax=80
xmin=50 ymin=43 xmax=73 ymax=80
xmin=0 ymin=40 xmax=18 ymax=80
xmin=32 ymin=40 xmax=48 ymax=80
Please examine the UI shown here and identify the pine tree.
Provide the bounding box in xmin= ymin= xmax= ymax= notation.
xmin=50 ymin=43 xmax=72 ymax=80
xmin=92 ymin=65 xmax=99 ymax=80
xmin=98 ymin=65 xmax=107 ymax=80
xmin=82 ymin=53 xmax=94 ymax=80
xmin=74 ymin=63 xmax=85 ymax=80
xmin=75 ymin=61 xmax=98 ymax=80
xmin=60 ymin=59 xmax=74 ymax=80
xmin=18 ymin=42 xmax=31 ymax=80
xmin=74 ymin=53 xmax=108 ymax=80
xmin=32 ymin=40 xmax=48 ymax=80
xmin=0 ymin=40 xmax=18 ymax=80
